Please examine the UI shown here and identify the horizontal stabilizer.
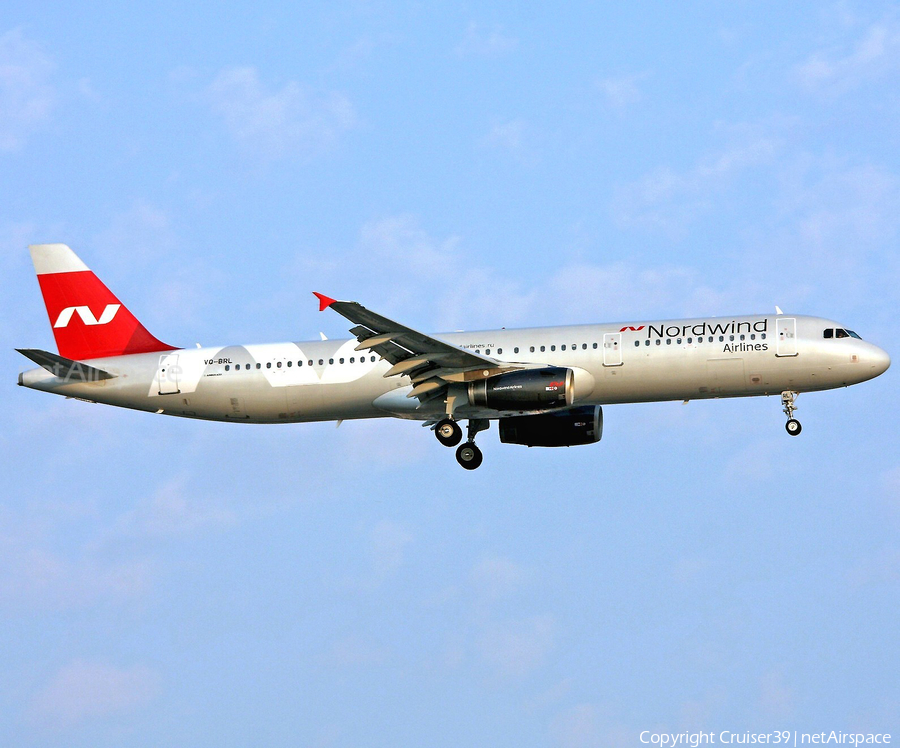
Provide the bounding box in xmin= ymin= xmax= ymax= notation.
xmin=16 ymin=348 xmax=116 ymax=382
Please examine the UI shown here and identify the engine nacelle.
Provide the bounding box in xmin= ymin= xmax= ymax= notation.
xmin=467 ymin=367 xmax=572 ymax=411
xmin=498 ymin=405 xmax=603 ymax=447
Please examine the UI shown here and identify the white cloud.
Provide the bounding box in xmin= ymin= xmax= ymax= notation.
xmin=472 ymin=555 xmax=527 ymax=600
xmin=795 ymin=18 xmax=900 ymax=93
xmin=845 ymin=546 xmax=900 ymax=589
xmin=0 ymin=27 xmax=54 ymax=151
xmin=114 ymin=474 xmax=236 ymax=537
xmin=0 ymin=539 xmax=150 ymax=611
xmin=757 ymin=668 xmax=795 ymax=720
xmin=298 ymin=212 xmax=763 ymax=333
xmin=29 ymin=660 xmax=160 ymax=726
xmin=369 ymin=519 xmax=413 ymax=580
xmin=612 ymin=136 xmax=779 ymax=236
xmin=455 ymin=22 xmax=518 ymax=58
xmin=596 ymin=73 xmax=647 ymax=112
xmin=478 ymin=614 xmax=555 ymax=679
xmin=327 ymin=635 xmax=388 ymax=667
xmin=481 ymin=118 xmax=526 ymax=153
xmin=207 ymin=66 xmax=355 ymax=160
xmin=358 ymin=213 xmax=459 ymax=280
xmin=91 ymin=200 xmax=175 ymax=269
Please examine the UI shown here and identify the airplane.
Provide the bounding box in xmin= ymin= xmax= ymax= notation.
xmin=17 ymin=244 xmax=891 ymax=469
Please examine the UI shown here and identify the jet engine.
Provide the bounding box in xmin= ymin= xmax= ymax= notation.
xmin=467 ymin=367 xmax=572 ymax=411
xmin=498 ymin=405 xmax=603 ymax=447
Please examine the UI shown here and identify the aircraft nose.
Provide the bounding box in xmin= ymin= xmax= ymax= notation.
xmin=871 ymin=345 xmax=891 ymax=376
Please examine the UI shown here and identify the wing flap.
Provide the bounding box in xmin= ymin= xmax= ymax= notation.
xmin=315 ymin=294 xmax=523 ymax=404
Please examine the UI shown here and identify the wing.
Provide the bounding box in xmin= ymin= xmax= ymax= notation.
xmin=313 ymin=293 xmax=521 ymax=403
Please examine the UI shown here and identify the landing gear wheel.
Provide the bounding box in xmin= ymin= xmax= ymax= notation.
xmin=785 ymin=418 xmax=802 ymax=436
xmin=455 ymin=441 xmax=483 ymax=470
xmin=435 ymin=418 xmax=462 ymax=447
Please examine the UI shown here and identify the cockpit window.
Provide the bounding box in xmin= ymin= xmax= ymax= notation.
xmin=847 ymin=329 xmax=861 ymax=339
xmin=825 ymin=327 xmax=863 ymax=340
xmin=835 ymin=328 xmax=849 ymax=338
xmin=823 ymin=329 xmax=833 ymax=339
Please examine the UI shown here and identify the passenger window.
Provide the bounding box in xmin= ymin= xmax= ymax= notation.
xmin=339 ymin=358 xmax=344 ymax=364
xmin=708 ymin=336 xmax=713 ymax=343
xmin=530 ymin=346 xmax=535 ymax=353
xmin=655 ymin=340 xmax=661 ymax=346
xmin=729 ymin=335 xmax=734 ymax=341
xmin=666 ymin=339 xmax=672 ymax=345
xmin=761 ymin=333 xmax=766 ymax=340
xmin=676 ymin=338 xmax=682 ymax=344
xmin=245 ymin=364 xmax=250 ymax=370
xmin=497 ymin=348 xmax=502 ymax=355
xmin=540 ymin=345 xmax=546 ymax=352
xmin=550 ymin=345 xmax=556 ymax=351
xmin=256 ymin=363 xmax=261 ymax=369
xmin=718 ymin=336 xmax=724 ymax=342
xmin=514 ymin=347 xmax=519 ymax=353
xmin=582 ymin=343 xmax=587 ymax=350
xmin=740 ymin=334 xmax=745 ymax=341
xmin=645 ymin=340 xmax=650 ymax=346
xmin=350 ymin=357 xmax=355 ymax=363
xmin=370 ymin=356 xmax=376 ymax=362
xmin=225 ymin=365 xmax=230 ymax=371
xmin=329 ymin=358 xmax=334 ymax=364
xmin=308 ymin=360 xmax=313 ymax=366
xmin=561 ymin=345 xmax=566 ymax=351
xmin=287 ymin=361 xmax=292 ymax=367
xmin=592 ymin=343 xmax=598 ymax=349
xmin=634 ymin=341 xmax=640 ymax=347
xmin=318 ymin=359 xmax=324 ymax=365
xmin=750 ymin=334 xmax=755 ymax=340
xmin=277 ymin=361 xmax=282 ymax=368
xmin=267 ymin=362 xmax=272 ymax=369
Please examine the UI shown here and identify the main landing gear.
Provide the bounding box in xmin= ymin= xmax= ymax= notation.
xmin=433 ymin=418 xmax=489 ymax=469
xmin=434 ymin=417 xmax=462 ymax=447
xmin=781 ymin=391 xmax=802 ymax=436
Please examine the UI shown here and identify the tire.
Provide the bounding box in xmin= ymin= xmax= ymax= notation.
xmin=435 ymin=418 xmax=462 ymax=447
xmin=455 ymin=442 xmax=483 ymax=470
xmin=785 ymin=418 xmax=802 ymax=436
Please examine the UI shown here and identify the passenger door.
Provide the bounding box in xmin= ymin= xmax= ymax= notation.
xmin=776 ymin=317 xmax=798 ymax=357
xmin=602 ymin=332 xmax=623 ymax=366
xmin=157 ymin=353 xmax=180 ymax=395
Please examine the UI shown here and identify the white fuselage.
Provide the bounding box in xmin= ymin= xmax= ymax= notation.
xmin=18 ymin=313 xmax=890 ymax=424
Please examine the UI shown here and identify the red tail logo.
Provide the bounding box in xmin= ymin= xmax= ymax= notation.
xmin=53 ymin=304 xmax=121 ymax=328
xmin=30 ymin=244 xmax=176 ymax=361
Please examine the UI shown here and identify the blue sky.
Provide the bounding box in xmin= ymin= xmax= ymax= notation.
xmin=2 ymin=2 xmax=898 ymax=746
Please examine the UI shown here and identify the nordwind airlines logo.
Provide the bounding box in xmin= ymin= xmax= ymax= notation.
xmin=53 ymin=304 xmax=121 ymax=328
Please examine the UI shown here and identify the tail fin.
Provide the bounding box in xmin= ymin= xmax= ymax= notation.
xmin=29 ymin=244 xmax=177 ymax=360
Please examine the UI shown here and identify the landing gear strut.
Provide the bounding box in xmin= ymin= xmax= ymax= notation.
xmin=781 ymin=391 xmax=801 ymax=436
xmin=455 ymin=419 xmax=489 ymax=470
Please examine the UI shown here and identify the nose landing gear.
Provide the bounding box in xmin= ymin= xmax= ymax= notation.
xmin=782 ymin=391 xmax=802 ymax=436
